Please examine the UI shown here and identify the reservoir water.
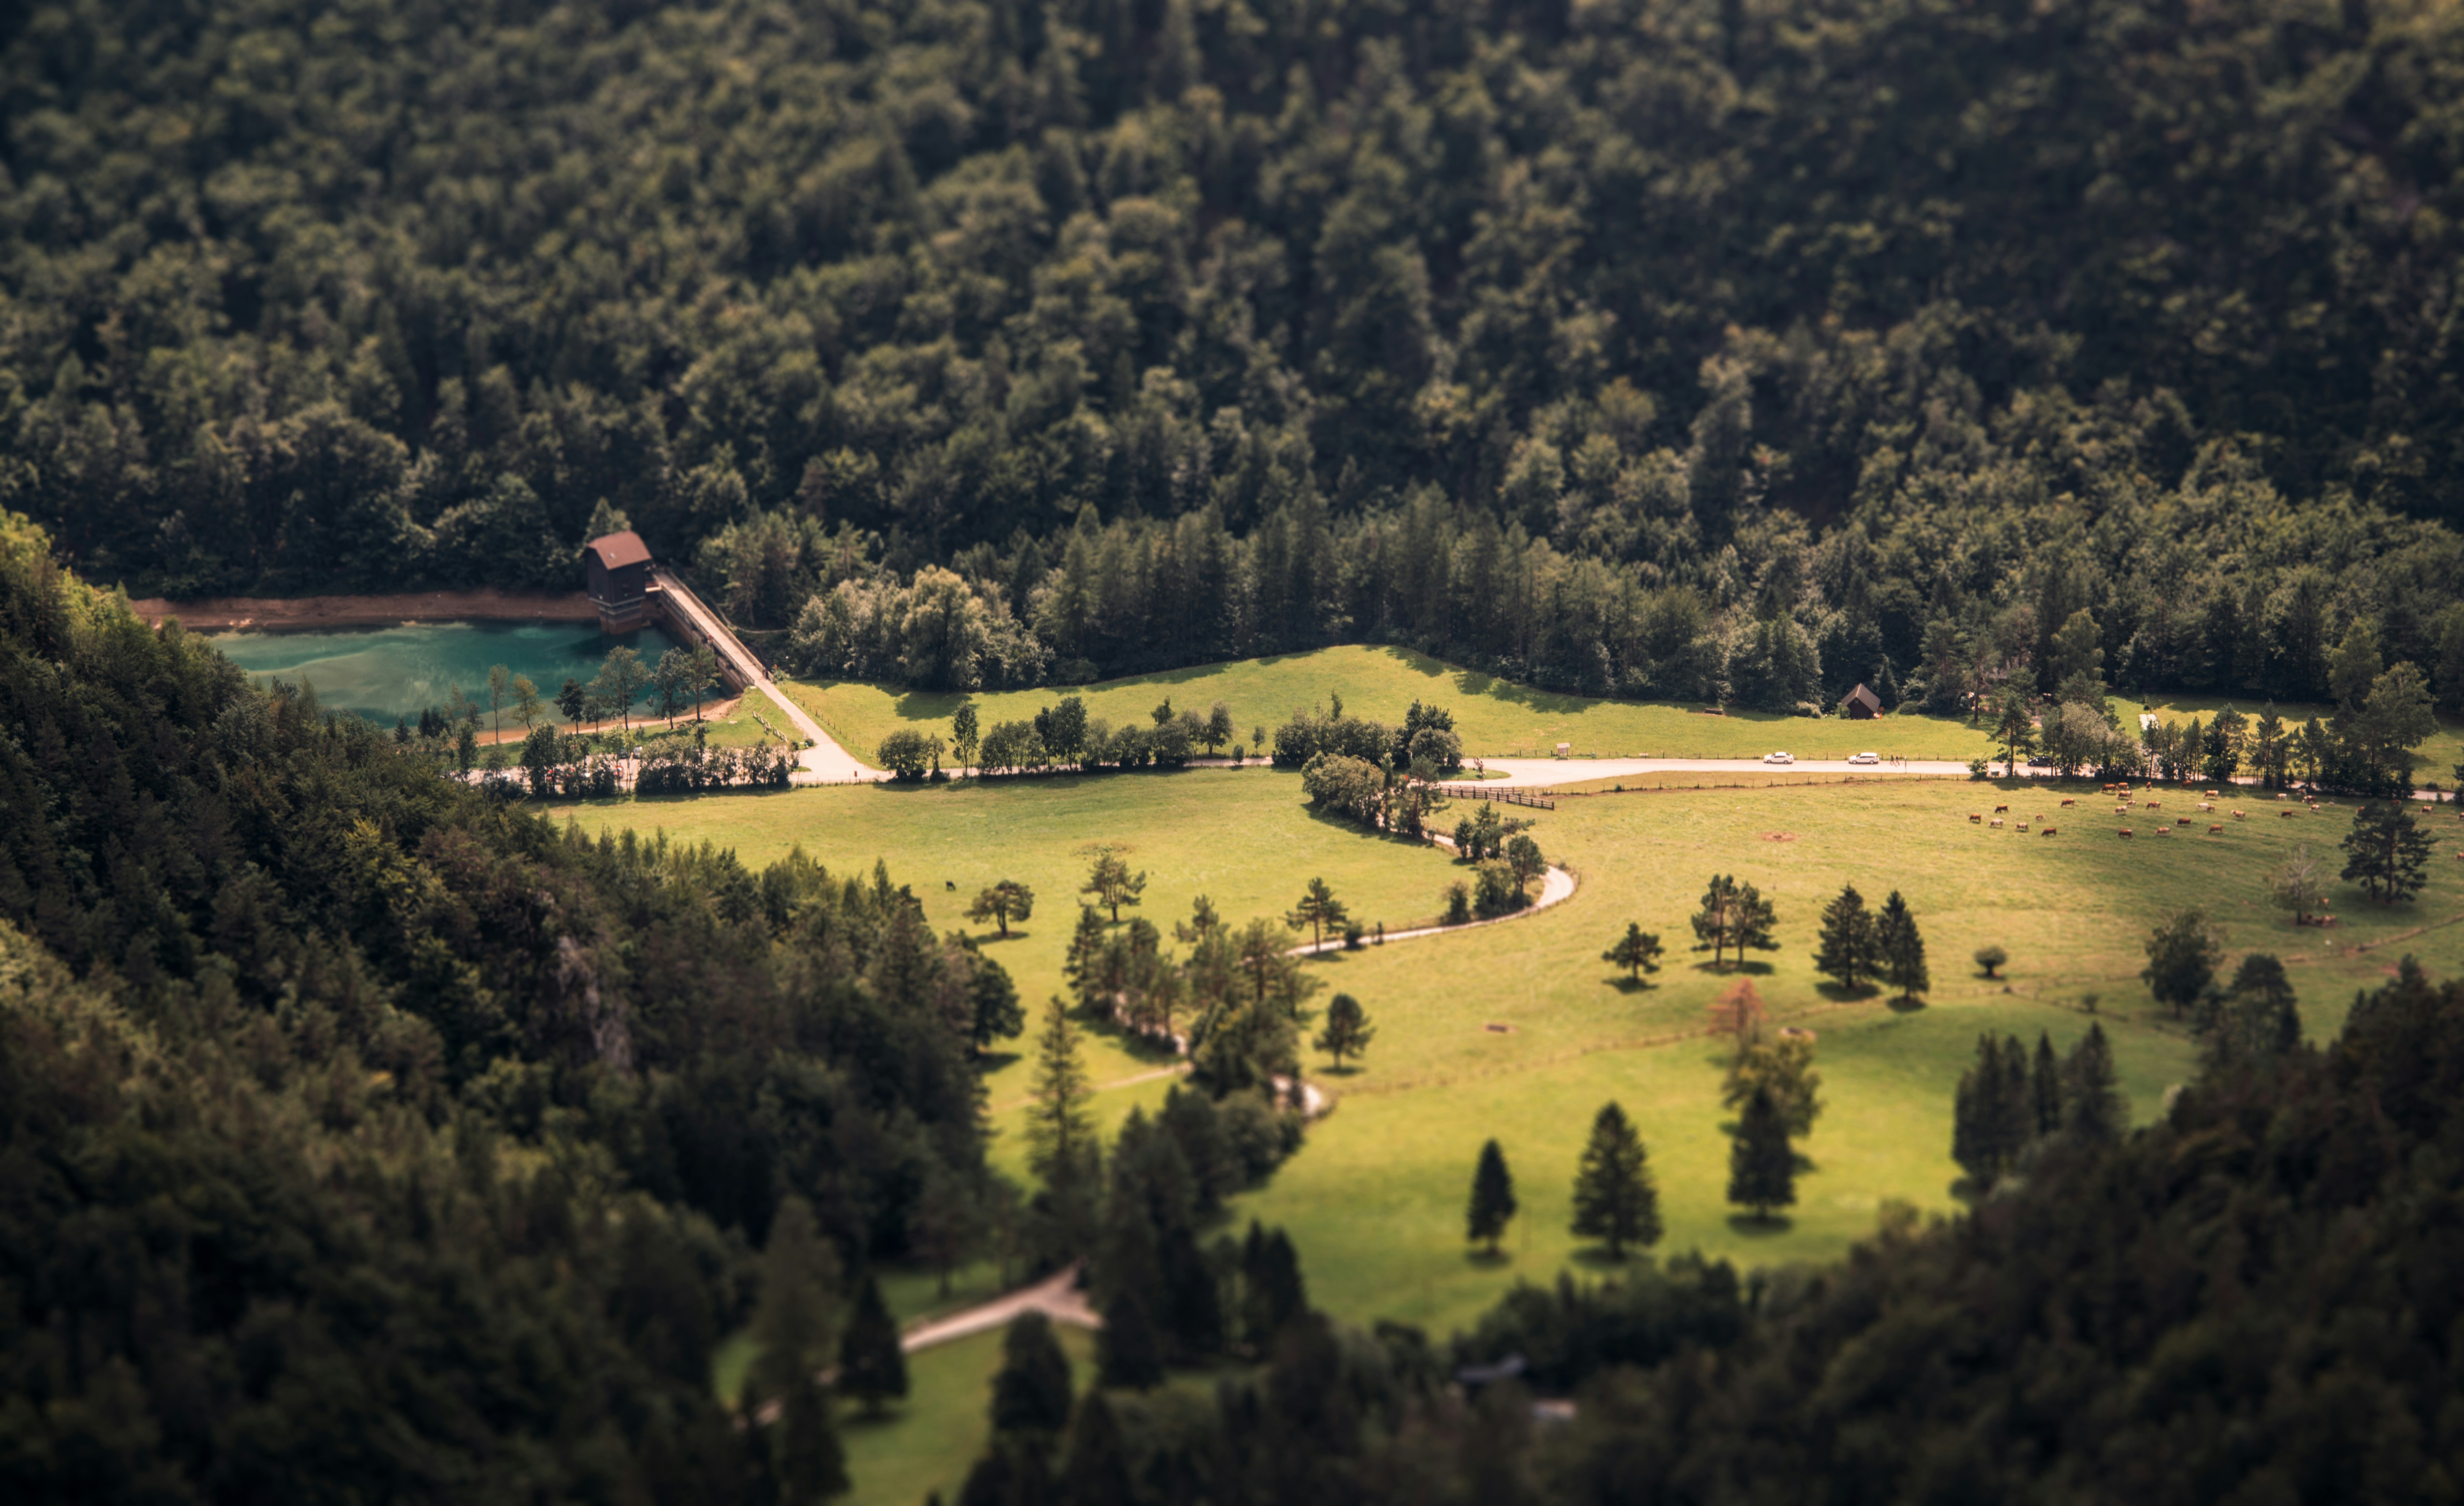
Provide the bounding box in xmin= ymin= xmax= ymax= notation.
xmin=209 ymin=620 xmax=683 ymax=726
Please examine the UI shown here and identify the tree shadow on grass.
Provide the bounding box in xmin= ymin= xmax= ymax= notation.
xmin=1463 ymin=1247 xmax=1514 ymax=1268
xmin=1691 ymin=960 xmax=1776 ymax=977
xmin=1605 ymin=975 xmax=1657 ymax=993
xmin=975 ymin=929 xmax=1031 ymax=944
xmin=1886 ymin=995 xmax=1928 ymax=1014
xmin=1318 ymin=1063 xmax=1365 ymax=1079
xmin=1814 ymin=980 xmax=1882 ymax=1003
xmin=1726 ymin=1212 xmax=1796 ymax=1236
xmin=971 ymin=1050 xmax=1022 ymax=1073
xmin=839 ymin=1407 xmax=908 ymax=1431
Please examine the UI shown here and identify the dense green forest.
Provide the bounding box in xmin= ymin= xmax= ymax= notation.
xmin=955 ymin=959 xmax=2464 ymax=1506
xmin=0 ymin=510 xmax=1010 ymax=1497
xmin=10 ymin=0 xmax=2464 ymax=705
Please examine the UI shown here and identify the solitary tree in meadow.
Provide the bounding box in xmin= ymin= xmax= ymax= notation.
xmin=1288 ymin=878 xmax=1349 ymax=949
xmin=968 ymin=880 xmax=1036 ymax=937
xmin=1973 ymin=944 xmax=2009 ymax=980
xmin=1707 ymin=978 xmax=1767 ymax=1052
xmin=1313 ymin=992 xmax=1374 ymax=1069
xmin=1081 ymin=848 xmax=1148 ymax=923
xmin=1570 ymin=1101 xmax=1661 ymax=1260
xmin=2269 ymin=844 xmax=2329 ymax=925
xmin=1205 ymin=701 xmax=1235 ymax=756
xmin=2141 ymin=909 xmax=2224 ymax=1019
xmin=1466 ymin=1139 xmax=1517 ymax=1257
xmin=2340 ymin=802 xmax=2433 ymax=905
xmin=1603 ymin=922 xmax=1664 ymax=982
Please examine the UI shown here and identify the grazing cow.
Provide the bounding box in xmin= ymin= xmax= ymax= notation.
xmin=2119 ymin=829 xmax=2134 ymax=838
xmin=2042 ymin=826 xmax=2058 ymax=837
xmin=2060 ymin=797 xmax=2076 ymax=807
xmin=2156 ymin=826 xmax=2172 ymax=835
xmin=1991 ymin=817 xmax=2004 ymax=828
xmin=1994 ymin=804 xmax=2010 ymax=814
xmin=2016 ymin=821 xmax=2030 ymax=832
xmin=2176 ymin=816 xmax=2191 ymax=826
xmin=2145 ymin=800 xmax=2161 ymax=809
xmin=2196 ymin=802 xmax=2212 ymax=813
xmin=2208 ymin=825 xmax=2223 ymax=834
xmin=945 ymin=880 xmax=956 ymax=891
xmin=2233 ymin=810 xmax=2245 ymax=820
xmin=2113 ymin=806 xmax=2127 ymax=816
xmin=1968 ymin=813 xmax=1981 ymax=822
xmin=2281 ymin=809 xmax=2297 ymax=818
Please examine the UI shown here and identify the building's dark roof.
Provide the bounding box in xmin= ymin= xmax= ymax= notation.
xmin=585 ymin=531 xmax=652 ymax=571
xmin=1843 ymin=682 xmax=1883 ymax=712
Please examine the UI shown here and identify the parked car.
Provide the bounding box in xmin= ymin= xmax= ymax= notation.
xmin=1848 ymin=751 xmax=1879 ymax=765
xmin=1764 ymin=751 xmax=1794 ymax=765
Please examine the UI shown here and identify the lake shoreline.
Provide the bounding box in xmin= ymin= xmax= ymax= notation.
xmin=130 ymin=588 xmax=599 ymax=631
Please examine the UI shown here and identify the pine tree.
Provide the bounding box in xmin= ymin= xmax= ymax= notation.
xmin=1057 ymin=1392 xmax=1137 ymax=1506
xmin=2062 ymin=1023 xmax=2126 ymax=1144
xmin=1062 ymin=905 xmax=1109 ymax=1008
xmin=2031 ymin=1032 xmax=2064 ymax=1137
xmin=838 ymin=1273 xmax=908 ymax=1417
xmin=1603 ymin=922 xmax=1664 ymax=982
xmin=1313 ymin=992 xmax=1374 ymax=1068
xmin=1237 ymin=1223 xmax=1308 ymax=1348
xmin=1876 ymin=890 xmax=1928 ymax=1002
xmin=1570 ymin=1102 xmax=1662 ymax=1259
xmin=2340 ymin=802 xmax=2433 ymax=904
xmin=1287 ymin=876 xmax=1349 ymax=948
xmin=1812 ymin=882 xmax=1878 ymax=993
xmin=1727 ymin=1084 xmax=1798 ymax=1220
xmin=990 ymin=1312 xmax=1073 ymax=1437
xmin=749 ymin=1196 xmax=847 ymax=1503
xmin=1025 ymin=997 xmax=1093 ymax=1188
xmin=1952 ymin=1034 xmax=2034 ymax=1187
xmin=2206 ymin=953 xmax=2303 ymax=1070
xmin=1466 ymin=1139 xmax=1518 ymax=1256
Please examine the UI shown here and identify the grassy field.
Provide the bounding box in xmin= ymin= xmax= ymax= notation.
xmin=547 ymin=769 xmax=1464 ymax=1094
xmin=780 ymin=645 xmax=2009 ymax=763
xmin=554 ymin=767 xmax=2464 ymax=1505
xmin=777 ymin=646 xmax=2464 ymax=779
xmin=838 ymin=1322 xmax=1096 ymax=1506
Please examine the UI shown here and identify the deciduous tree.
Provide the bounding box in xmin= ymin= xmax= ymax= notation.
xmin=1313 ymin=992 xmax=1374 ymax=1068
xmin=968 ymin=879 xmax=1036 ymax=937
xmin=1081 ymin=847 xmax=1147 ymax=922
xmin=2142 ymin=909 xmax=2224 ymax=1017
xmin=1287 ymin=877 xmax=1348 ymax=948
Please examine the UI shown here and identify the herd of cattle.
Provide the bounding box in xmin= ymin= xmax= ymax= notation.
xmin=1964 ymin=786 xmax=2464 ymax=853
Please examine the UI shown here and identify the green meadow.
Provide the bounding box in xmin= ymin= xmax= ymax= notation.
xmin=554 ymin=758 xmax=2464 ymax=1506
xmin=780 ymin=644 xmax=2009 ymax=763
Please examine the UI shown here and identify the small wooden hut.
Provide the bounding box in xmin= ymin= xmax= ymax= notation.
xmin=583 ymin=531 xmax=653 ymax=633
xmin=1841 ymin=682 xmax=1883 ymax=719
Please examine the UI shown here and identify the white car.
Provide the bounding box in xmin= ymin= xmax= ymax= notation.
xmin=1763 ymin=751 xmax=1794 ymax=765
xmin=1848 ymin=751 xmax=1879 ymax=765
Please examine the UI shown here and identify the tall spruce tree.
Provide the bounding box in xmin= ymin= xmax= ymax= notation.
xmin=1570 ymin=1102 xmax=1662 ymax=1259
xmin=838 ymin=1273 xmax=908 ymax=1417
xmin=1812 ymin=882 xmax=1879 ymax=993
xmin=1876 ymin=890 xmax=1929 ymax=1002
xmin=1467 ymin=1139 xmax=1518 ymax=1256
xmin=748 ymin=1197 xmax=847 ymax=1503
xmin=2206 ymin=953 xmax=2303 ymax=1070
xmin=2031 ymin=1033 xmax=2064 ymax=1137
xmin=990 ymin=1312 xmax=1074 ymax=1437
xmin=2062 ymin=1023 xmax=2127 ymax=1144
xmin=1728 ymin=1084 xmax=1799 ymax=1221
xmin=1952 ymin=1035 xmax=2037 ymax=1188
xmin=1237 ymin=1223 xmax=1308 ymax=1349
xmin=1057 ymin=1393 xmax=1137 ymax=1506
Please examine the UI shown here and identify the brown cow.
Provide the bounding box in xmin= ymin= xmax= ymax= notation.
xmin=2119 ymin=829 xmax=2134 ymax=838
xmin=2208 ymin=825 xmax=2223 ymax=834
xmin=2060 ymin=797 xmax=2076 ymax=807
xmin=2042 ymin=826 xmax=2058 ymax=837
xmin=1994 ymin=804 xmax=2010 ymax=814
xmin=1968 ymin=813 xmax=1981 ymax=822
xmin=2281 ymin=809 xmax=2296 ymax=818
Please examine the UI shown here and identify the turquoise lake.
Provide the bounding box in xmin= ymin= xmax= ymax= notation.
xmin=209 ymin=621 xmax=682 ymax=725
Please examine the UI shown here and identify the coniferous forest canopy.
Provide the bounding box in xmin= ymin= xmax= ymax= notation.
xmin=9 ymin=2 xmax=2464 ymax=1504
xmin=10 ymin=0 xmax=2464 ymax=707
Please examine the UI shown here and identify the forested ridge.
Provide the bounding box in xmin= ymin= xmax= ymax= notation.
xmin=0 ymin=510 xmax=1010 ymax=1498
xmin=11 ymin=1 xmax=2464 ymax=705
